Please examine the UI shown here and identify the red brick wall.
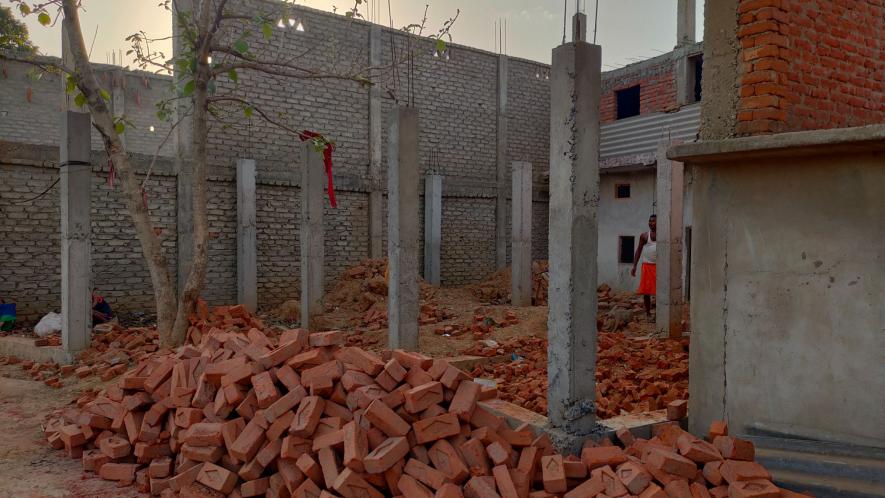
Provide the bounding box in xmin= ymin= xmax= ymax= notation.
xmin=736 ymin=0 xmax=884 ymax=135
xmin=600 ymin=63 xmax=677 ymax=123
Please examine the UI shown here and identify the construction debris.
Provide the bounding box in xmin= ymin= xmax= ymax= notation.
xmin=35 ymin=306 xmax=793 ymax=498
xmin=467 ymin=334 xmax=689 ymax=419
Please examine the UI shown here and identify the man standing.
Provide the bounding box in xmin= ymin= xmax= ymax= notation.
xmin=631 ymin=214 xmax=657 ymax=318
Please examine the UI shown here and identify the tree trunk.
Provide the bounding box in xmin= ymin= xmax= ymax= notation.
xmin=169 ymin=0 xmax=214 ymax=345
xmin=61 ymin=0 xmax=179 ymax=344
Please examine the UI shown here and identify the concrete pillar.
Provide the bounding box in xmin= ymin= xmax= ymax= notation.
xmin=511 ymin=162 xmax=532 ymax=307
xmin=572 ymin=12 xmax=587 ymax=42
xmin=547 ymin=35 xmax=601 ymax=446
xmin=655 ymin=140 xmax=685 ymax=338
xmin=59 ymin=22 xmax=91 ymax=354
xmin=387 ymin=107 xmax=420 ymax=351
xmin=300 ymin=145 xmax=325 ymax=330
xmin=173 ymin=1 xmax=194 ymax=293
xmin=368 ymin=25 xmax=384 ymax=259
xmin=236 ymin=159 xmax=257 ymax=312
xmin=495 ymin=55 xmax=509 ymax=269
xmin=423 ymin=174 xmax=442 ymax=286
xmin=677 ymin=0 xmax=697 ymax=46
xmin=60 ymin=111 xmax=92 ymax=353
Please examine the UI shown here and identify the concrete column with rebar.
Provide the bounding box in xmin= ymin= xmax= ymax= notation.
xmin=511 ymin=162 xmax=532 ymax=307
xmin=300 ymin=145 xmax=325 ymax=330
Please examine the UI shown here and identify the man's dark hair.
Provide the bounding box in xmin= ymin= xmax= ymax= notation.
xmin=649 ymin=214 xmax=657 ymax=219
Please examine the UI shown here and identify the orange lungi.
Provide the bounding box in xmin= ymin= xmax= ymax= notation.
xmin=637 ymin=262 xmax=656 ymax=295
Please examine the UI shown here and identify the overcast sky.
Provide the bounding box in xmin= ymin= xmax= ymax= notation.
xmin=13 ymin=0 xmax=703 ymax=69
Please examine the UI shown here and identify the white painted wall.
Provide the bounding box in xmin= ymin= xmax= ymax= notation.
xmin=597 ymin=169 xmax=657 ymax=292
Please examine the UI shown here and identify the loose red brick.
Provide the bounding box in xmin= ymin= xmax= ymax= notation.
xmin=729 ymin=480 xmax=780 ymax=498
xmin=436 ymin=482 xmax=466 ymax=498
xmin=265 ymin=385 xmax=307 ymax=423
xmin=100 ymin=462 xmax=138 ymax=482
xmin=667 ymin=400 xmax=688 ymax=420
xmin=665 ymin=479 xmax=693 ymax=498
xmin=469 ymin=405 xmax=505 ymax=432
xmin=486 ymin=441 xmax=511 ymax=466
xmin=719 ymin=460 xmax=771 ymax=483
xmin=241 ymin=476 xmax=270 ymax=497
xmin=181 ymin=443 xmax=224 ymax=463
xmin=229 ymin=417 xmax=267 ymax=462
xmin=333 ymin=468 xmax=384 ymax=498
xmin=691 ymin=482 xmax=712 ymax=498
xmin=399 ymin=474 xmax=436 ymax=498
xmin=493 ymin=464 xmax=520 ymax=498
xmin=185 ymin=422 xmax=224 ymax=447
xmin=449 ymin=380 xmax=481 ymax=421
xmin=149 ymin=456 xmax=173 ymax=478
xmin=260 ymin=339 xmax=305 ymax=369
xmin=640 ymin=483 xmax=670 ymax=498
xmin=297 ymin=453 xmax=324 ymax=484
xmin=708 ymin=421 xmax=728 ymax=441
xmin=197 ymin=462 xmax=238 ymax=494
xmin=310 ymin=331 xmax=345 ymax=347
xmin=429 ymin=439 xmax=470 ymax=483
xmin=460 ymin=438 xmax=492 ymax=475
xmin=647 ymin=448 xmax=697 ymax=479
xmin=704 ymin=460 xmax=724 ymax=486
xmin=581 ymin=446 xmax=627 ymax=470
xmin=677 ymin=434 xmax=723 ymax=463
xmin=402 ymin=460 xmax=446 ymax=493
xmin=317 ymin=446 xmax=341 ymax=488
xmin=563 ymin=475 xmax=604 ymax=498
xmin=290 ymin=396 xmax=326 ymax=437
xmin=563 ymin=459 xmax=587 ymax=479
xmin=342 ymin=421 xmax=368 ymax=472
xmin=336 ymin=347 xmax=386 ymax=376
xmin=540 ymin=455 xmax=567 ymax=493
xmin=413 ymin=413 xmax=461 ymax=445
xmin=713 ymin=436 xmax=755 ymax=461
xmin=404 ymin=381 xmax=445 ymax=413
xmin=364 ymin=436 xmax=410 ymax=473
xmin=365 ymin=399 xmax=411 ymax=437
xmin=99 ymin=434 xmax=132 ymax=459
xmin=465 ymin=476 xmax=502 ymax=498
xmin=282 ymin=435 xmax=313 ymax=460
xmin=251 ymin=371 xmax=281 ymax=409
xmin=616 ymin=461 xmax=652 ymax=494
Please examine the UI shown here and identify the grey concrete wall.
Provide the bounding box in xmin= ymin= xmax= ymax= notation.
xmin=688 ymin=151 xmax=885 ymax=447
xmin=597 ymin=170 xmax=656 ymax=292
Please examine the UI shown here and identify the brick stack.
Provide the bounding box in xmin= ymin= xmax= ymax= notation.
xmin=468 ymin=333 xmax=689 ymax=419
xmin=37 ymin=309 xmax=799 ymax=498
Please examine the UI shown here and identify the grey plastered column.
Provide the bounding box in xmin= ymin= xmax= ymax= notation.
xmin=60 ymin=111 xmax=92 ymax=353
xmin=495 ymin=54 xmax=509 ymax=269
xmin=387 ymin=107 xmax=420 ymax=351
xmin=236 ymin=159 xmax=257 ymax=312
xmin=676 ymin=0 xmax=697 ymax=46
xmin=173 ymin=2 xmax=194 ymax=293
xmin=655 ymin=140 xmax=685 ymax=338
xmin=423 ymin=174 xmax=442 ymax=286
xmin=59 ymin=22 xmax=91 ymax=354
xmin=367 ymin=25 xmax=384 ymax=258
xmin=547 ymin=30 xmax=601 ymax=445
xmin=511 ymin=162 xmax=532 ymax=307
xmin=300 ymin=145 xmax=325 ymax=330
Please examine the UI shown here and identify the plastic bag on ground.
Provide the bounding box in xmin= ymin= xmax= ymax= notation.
xmin=34 ymin=312 xmax=62 ymax=337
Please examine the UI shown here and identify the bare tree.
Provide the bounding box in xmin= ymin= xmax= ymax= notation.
xmin=3 ymin=0 xmax=456 ymax=346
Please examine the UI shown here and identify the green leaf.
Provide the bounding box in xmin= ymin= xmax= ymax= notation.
xmin=99 ymin=89 xmax=111 ymax=102
xmin=182 ymin=80 xmax=195 ymax=97
xmin=19 ymin=4 xmax=31 ymax=15
xmin=243 ymin=106 xmax=253 ymax=118
xmin=228 ymin=69 xmax=238 ymax=83
xmin=436 ymin=39 xmax=446 ymax=54
xmin=233 ymin=40 xmax=249 ymax=54
xmin=37 ymin=12 xmax=51 ymax=26
xmin=74 ymin=93 xmax=87 ymax=108
xmin=261 ymin=23 xmax=273 ymax=40
xmin=65 ymin=75 xmax=76 ymax=94
xmin=115 ymin=121 xmax=125 ymax=134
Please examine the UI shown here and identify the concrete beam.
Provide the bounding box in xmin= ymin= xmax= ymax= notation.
xmin=511 ymin=161 xmax=532 ymax=307
xmin=547 ymin=39 xmax=602 ymax=447
xmin=59 ymin=110 xmax=92 ymax=353
xmin=423 ymin=174 xmax=442 ymax=286
xmin=236 ymin=159 xmax=257 ymax=312
xmin=495 ymin=55 xmax=509 ymax=270
xmin=656 ymin=141 xmax=685 ymax=338
xmin=387 ymin=107 xmax=420 ymax=351
xmin=368 ymin=25 xmax=384 ymax=259
xmin=677 ymin=0 xmax=697 ymax=46
xmin=300 ymin=145 xmax=325 ymax=330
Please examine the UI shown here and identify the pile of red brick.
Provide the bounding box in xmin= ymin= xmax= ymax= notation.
xmin=361 ymin=303 xmax=452 ymax=331
xmin=468 ymin=334 xmax=689 ymax=419
xmin=0 ymin=324 xmax=162 ymax=388
xmin=436 ymin=310 xmax=520 ymax=339
xmin=326 ymin=259 xmax=437 ymax=316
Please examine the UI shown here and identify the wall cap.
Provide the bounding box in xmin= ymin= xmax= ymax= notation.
xmin=667 ymin=124 xmax=885 ymax=163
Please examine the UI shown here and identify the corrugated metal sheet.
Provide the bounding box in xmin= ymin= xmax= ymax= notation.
xmin=600 ymin=103 xmax=701 ymax=160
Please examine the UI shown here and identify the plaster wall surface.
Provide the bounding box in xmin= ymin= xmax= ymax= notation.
xmin=688 ymin=151 xmax=885 ymax=447
xmin=597 ymin=171 xmax=656 ymax=292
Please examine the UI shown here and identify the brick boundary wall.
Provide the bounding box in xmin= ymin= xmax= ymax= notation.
xmin=735 ymin=0 xmax=884 ymax=135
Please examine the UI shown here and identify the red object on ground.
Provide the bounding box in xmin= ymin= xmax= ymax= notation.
xmin=299 ymin=130 xmax=337 ymax=208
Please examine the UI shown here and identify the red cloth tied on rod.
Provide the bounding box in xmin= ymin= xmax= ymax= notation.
xmin=299 ymin=130 xmax=337 ymax=208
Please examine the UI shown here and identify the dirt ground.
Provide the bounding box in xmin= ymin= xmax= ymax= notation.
xmin=0 ymin=365 xmax=139 ymax=498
